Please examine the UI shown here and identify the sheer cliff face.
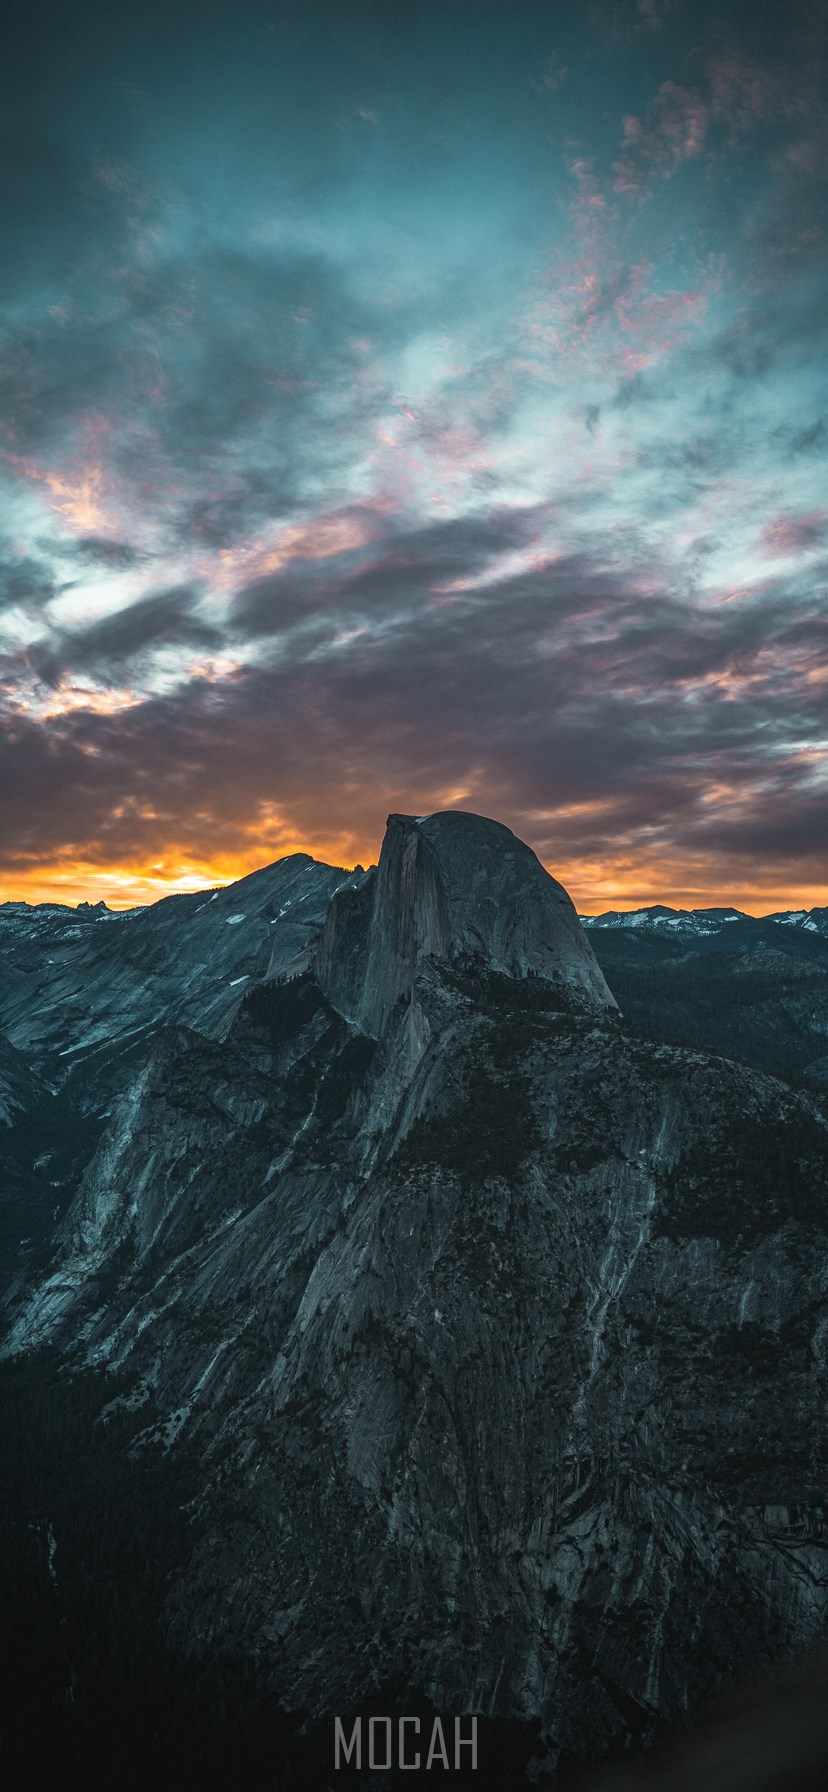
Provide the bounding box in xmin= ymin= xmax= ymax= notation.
xmin=314 ymin=810 xmax=615 ymax=1036
xmin=4 ymin=812 xmax=828 ymax=1774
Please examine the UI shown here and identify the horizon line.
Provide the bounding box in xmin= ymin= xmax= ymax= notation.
xmin=1 ymin=856 xmax=823 ymax=922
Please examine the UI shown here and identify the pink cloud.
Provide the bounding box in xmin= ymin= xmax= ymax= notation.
xmin=209 ymin=503 xmax=384 ymax=591
xmin=3 ymin=414 xmax=121 ymax=537
xmin=615 ymin=263 xmax=707 ymax=351
xmin=612 ymin=82 xmax=708 ymax=196
xmin=520 ymin=241 xmax=707 ymax=384
xmin=761 ymin=511 xmax=828 ymax=557
xmin=567 ymin=156 xmax=610 ymax=223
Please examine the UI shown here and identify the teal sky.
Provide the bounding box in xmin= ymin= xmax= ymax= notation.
xmin=1 ymin=0 xmax=826 ymax=908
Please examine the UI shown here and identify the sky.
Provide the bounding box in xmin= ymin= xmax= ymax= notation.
xmin=1 ymin=0 xmax=826 ymax=912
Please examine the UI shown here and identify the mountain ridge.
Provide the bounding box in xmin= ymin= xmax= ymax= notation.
xmin=581 ymin=903 xmax=828 ymax=937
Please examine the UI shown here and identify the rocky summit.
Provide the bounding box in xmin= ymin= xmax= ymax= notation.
xmin=315 ymin=811 xmax=615 ymax=1036
xmin=2 ymin=811 xmax=828 ymax=1784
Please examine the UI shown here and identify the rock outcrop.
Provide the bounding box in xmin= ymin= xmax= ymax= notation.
xmin=314 ymin=810 xmax=615 ymax=1036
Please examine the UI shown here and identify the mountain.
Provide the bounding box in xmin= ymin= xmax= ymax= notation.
xmin=580 ymin=907 xmax=828 ymax=1087
xmin=0 ymin=855 xmax=368 ymax=1287
xmin=581 ymin=904 xmax=749 ymax=937
xmin=766 ymin=907 xmax=828 ymax=936
xmin=580 ymin=896 xmax=828 ymax=939
xmin=2 ymin=811 xmax=827 ymax=1788
xmin=316 ymin=810 xmax=616 ymax=1034
xmin=0 ymin=854 xmax=367 ymax=1078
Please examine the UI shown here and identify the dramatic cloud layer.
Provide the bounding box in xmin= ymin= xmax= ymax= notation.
xmin=1 ymin=0 xmax=826 ymax=908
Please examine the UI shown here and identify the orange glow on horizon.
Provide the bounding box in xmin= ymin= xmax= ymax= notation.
xmin=2 ymin=842 xmax=826 ymax=917
xmin=555 ymin=851 xmax=828 ymax=915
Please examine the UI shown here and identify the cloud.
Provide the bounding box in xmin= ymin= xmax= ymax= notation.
xmin=0 ymin=548 xmax=57 ymax=615
xmin=231 ymin=506 xmax=547 ymax=639
xmin=762 ymin=511 xmax=828 ymax=557
xmin=788 ymin=419 xmax=825 ymax=456
xmin=73 ymin=535 xmax=145 ymax=566
xmin=0 ymin=233 xmax=393 ymax=555
xmin=30 ymin=584 xmax=220 ymax=686
xmin=612 ymin=83 xmax=708 ymax=196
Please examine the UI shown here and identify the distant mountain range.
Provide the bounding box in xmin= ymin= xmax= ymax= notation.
xmin=1 ymin=814 xmax=827 ymax=1787
xmin=581 ymin=903 xmax=828 ymax=938
xmin=575 ymin=901 xmax=828 ymax=1092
